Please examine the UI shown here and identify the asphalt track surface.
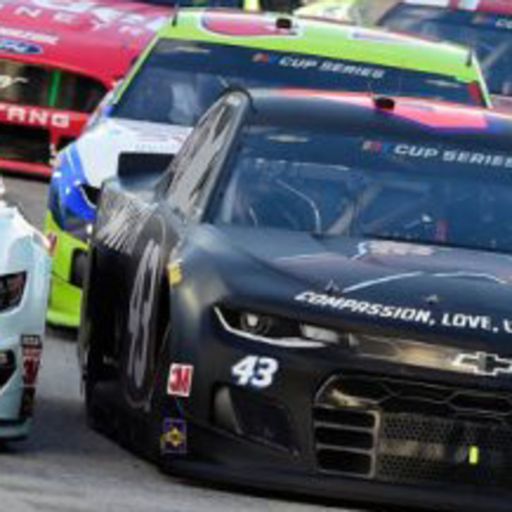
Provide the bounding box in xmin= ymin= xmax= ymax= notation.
xmin=0 ymin=176 xmax=371 ymax=512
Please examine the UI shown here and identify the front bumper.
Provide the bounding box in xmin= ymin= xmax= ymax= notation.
xmin=0 ymin=158 xmax=51 ymax=178
xmin=0 ymin=335 xmax=34 ymax=441
xmin=164 ymin=298 xmax=512 ymax=512
xmin=45 ymin=212 xmax=87 ymax=328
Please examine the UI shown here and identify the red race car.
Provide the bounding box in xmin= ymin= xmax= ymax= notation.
xmin=0 ymin=0 xmax=171 ymax=177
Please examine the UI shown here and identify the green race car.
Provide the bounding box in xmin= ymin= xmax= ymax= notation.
xmin=45 ymin=8 xmax=491 ymax=328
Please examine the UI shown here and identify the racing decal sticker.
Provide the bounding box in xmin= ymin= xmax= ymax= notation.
xmin=160 ymin=418 xmax=187 ymax=454
xmin=253 ymin=53 xmax=386 ymax=80
xmin=296 ymin=290 xmax=512 ymax=335
xmin=232 ymin=356 xmax=279 ymax=389
xmin=355 ymin=241 xmax=435 ymax=259
xmin=167 ymin=363 xmax=193 ymax=397
xmin=167 ymin=260 xmax=183 ymax=287
xmin=296 ymin=291 xmax=435 ymax=325
xmin=95 ymin=191 xmax=156 ymax=256
xmin=362 ymin=140 xmax=512 ymax=169
xmin=0 ymin=103 xmax=71 ymax=129
xmin=0 ymin=0 xmax=168 ymax=36
xmin=126 ymin=239 xmax=161 ymax=403
xmin=0 ymin=27 xmax=58 ymax=46
xmin=21 ymin=335 xmax=42 ymax=388
xmin=0 ymin=38 xmax=42 ymax=55
xmin=201 ymin=12 xmax=301 ymax=38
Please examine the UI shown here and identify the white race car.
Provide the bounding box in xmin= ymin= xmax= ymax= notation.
xmin=0 ymin=178 xmax=50 ymax=440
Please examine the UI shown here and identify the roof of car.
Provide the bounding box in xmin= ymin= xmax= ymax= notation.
xmin=154 ymin=9 xmax=484 ymax=84
xmin=403 ymin=0 xmax=512 ymax=17
xmin=0 ymin=0 xmax=172 ymax=86
xmin=246 ymin=89 xmax=512 ymax=147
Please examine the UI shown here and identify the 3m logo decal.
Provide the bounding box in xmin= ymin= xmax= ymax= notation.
xmin=167 ymin=363 xmax=193 ymax=397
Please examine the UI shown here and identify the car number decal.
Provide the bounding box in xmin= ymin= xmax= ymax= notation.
xmin=232 ymin=355 xmax=279 ymax=388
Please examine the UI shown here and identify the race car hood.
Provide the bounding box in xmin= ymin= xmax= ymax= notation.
xmin=70 ymin=118 xmax=191 ymax=188
xmin=0 ymin=0 xmax=171 ymax=84
xmin=208 ymin=226 xmax=512 ymax=348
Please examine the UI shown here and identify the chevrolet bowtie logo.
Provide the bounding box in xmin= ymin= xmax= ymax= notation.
xmin=453 ymin=351 xmax=512 ymax=377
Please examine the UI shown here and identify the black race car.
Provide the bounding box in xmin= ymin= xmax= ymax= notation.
xmin=80 ymin=89 xmax=512 ymax=511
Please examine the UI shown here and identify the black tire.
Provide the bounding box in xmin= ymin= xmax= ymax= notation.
xmin=82 ymin=248 xmax=116 ymax=436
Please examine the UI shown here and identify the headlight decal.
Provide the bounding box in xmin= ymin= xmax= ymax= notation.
xmin=214 ymin=307 xmax=329 ymax=349
xmin=0 ymin=272 xmax=26 ymax=312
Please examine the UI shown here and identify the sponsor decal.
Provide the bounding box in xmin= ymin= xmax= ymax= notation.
xmin=452 ymin=351 xmax=512 ymax=377
xmin=95 ymin=191 xmax=156 ymax=255
xmin=232 ymin=355 xmax=279 ymax=388
xmin=472 ymin=13 xmax=512 ymax=30
xmin=160 ymin=418 xmax=187 ymax=454
xmin=0 ymin=27 xmax=58 ymax=45
xmin=0 ymin=38 xmax=42 ymax=55
xmin=21 ymin=335 xmax=42 ymax=388
xmin=468 ymin=445 xmax=480 ymax=466
xmin=201 ymin=12 xmax=300 ymax=38
xmin=167 ymin=260 xmax=183 ymax=287
xmin=296 ymin=290 xmax=512 ymax=335
xmin=350 ymin=29 xmax=410 ymax=44
xmin=47 ymin=232 xmax=58 ymax=256
xmin=296 ymin=291 xmax=435 ymax=325
xmin=0 ymin=104 xmax=71 ymax=129
xmin=362 ymin=140 xmax=512 ymax=169
xmin=0 ymin=0 xmax=167 ymax=35
xmin=167 ymin=363 xmax=193 ymax=397
xmin=126 ymin=239 xmax=161 ymax=404
xmin=0 ymin=75 xmax=28 ymax=90
xmin=253 ymin=53 xmax=386 ymax=80
xmin=359 ymin=241 xmax=434 ymax=258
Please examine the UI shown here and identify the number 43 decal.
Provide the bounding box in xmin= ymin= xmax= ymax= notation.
xmin=232 ymin=355 xmax=279 ymax=389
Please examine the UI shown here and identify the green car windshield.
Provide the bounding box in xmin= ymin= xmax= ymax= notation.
xmin=381 ymin=5 xmax=512 ymax=98
xmin=113 ymin=40 xmax=483 ymax=127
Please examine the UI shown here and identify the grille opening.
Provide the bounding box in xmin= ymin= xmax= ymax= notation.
xmin=388 ymin=381 xmax=452 ymax=402
xmin=383 ymin=397 xmax=451 ymax=417
xmin=314 ymin=407 xmax=376 ymax=429
xmin=316 ymin=427 xmax=374 ymax=450
xmin=0 ymin=124 xmax=50 ymax=164
xmin=451 ymin=393 xmax=511 ymax=415
xmin=337 ymin=378 xmax=389 ymax=402
xmin=213 ymin=386 xmax=295 ymax=452
xmin=315 ymin=373 xmax=512 ymax=489
xmin=317 ymin=449 xmax=372 ymax=475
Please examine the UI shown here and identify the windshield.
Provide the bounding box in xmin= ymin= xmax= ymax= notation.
xmin=212 ymin=124 xmax=512 ymax=254
xmin=113 ymin=39 xmax=483 ymax=126
xmin=381 ymin=5 xmax=512 ymax=97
